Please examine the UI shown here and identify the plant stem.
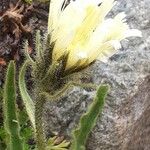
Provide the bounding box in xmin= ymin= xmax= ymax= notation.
xmin=35 ymin=94 xmax=46 ymax=150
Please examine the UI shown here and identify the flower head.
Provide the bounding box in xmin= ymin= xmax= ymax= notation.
xmin=48 ymin=0 xmax=142 ymax=71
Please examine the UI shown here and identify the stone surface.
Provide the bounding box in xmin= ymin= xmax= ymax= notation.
xmin=44 ymin=0 xmax=150 ymax=150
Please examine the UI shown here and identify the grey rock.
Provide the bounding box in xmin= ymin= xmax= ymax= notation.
xmin=44 ymin=0 xmax=150 ymax=149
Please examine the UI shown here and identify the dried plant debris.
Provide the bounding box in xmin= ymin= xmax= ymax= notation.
xmin=0 ymin=0 xmax=49 ymax=61
xmin=0 ymin=0 xmax=31 ymax=47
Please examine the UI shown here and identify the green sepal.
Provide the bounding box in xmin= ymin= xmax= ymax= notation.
xmin=35 ymin=30 xmax=43 ymax=61
xmin=23 ymin=40 xmax=35 ymax=64
xmin=71 ymin=85 xmax=109 ymax=150
xmin=19 ymin=61 xmax=35 ymax=130
xmin=3 ymin=61 xmax=24 ymax=150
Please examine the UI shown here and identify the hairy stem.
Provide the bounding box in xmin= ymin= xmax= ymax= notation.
xmin=35 ymin=94 xmax=46 ymax=150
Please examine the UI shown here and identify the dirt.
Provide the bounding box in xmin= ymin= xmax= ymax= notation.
xmin=0 ymin=0 xmax=49 ymax=126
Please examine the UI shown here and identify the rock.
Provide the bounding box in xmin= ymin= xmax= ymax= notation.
xmin=44 ymin=0 xmax=150 ymax=149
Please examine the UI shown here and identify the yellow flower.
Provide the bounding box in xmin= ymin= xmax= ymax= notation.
xmin=48 ymin=0 xmax=142 ymax=70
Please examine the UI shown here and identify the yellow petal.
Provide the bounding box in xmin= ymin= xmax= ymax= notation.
xmin=68 ymin=0 xmax=115 ymax=48
xmin=51 ymin=0 xmax=86 ymax=42
xmin=124 ymin=29 xmax=142 ymax=38
xmin=65 ymin=46 xmax=88 ymax=70
xmin=90 ymin=13 xmax=128 ymax=45
xmin=52 ymin=0 xmax=116 ymax=63
xmin=48 ymin=0 xmax=65 ymax=33
xmin=50 ymin=0 xmax=141 ymax=71
xmin=97 ymin=40 xmax=121 ymax=62
xmin=52 ymin=1 xmax=88 ymax=60
xmin=70 ymin=5 xmax=101 ymax=47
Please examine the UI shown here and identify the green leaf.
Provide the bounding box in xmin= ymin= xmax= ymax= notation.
xmin=18 ymin=109 xmax=29 ymax=127
xmin=19 ymin=61 xmax=35 ymax=130
xmin=21 ymin=126 xmax=34 ymax=150
xmin=46 ymin=136 xmax=70 ymax=150
xmin=71 ymin=85 xmax=109 ymax=150
xmin=0 ymin=126 xmax=6 ymax=150
xmin=0 ymin=126 xmax=6 ymax=140
xmin=19 ymin=109 xmax=34 ymax=150
xmin=3 ymin=61 xmax=24 ymax=150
